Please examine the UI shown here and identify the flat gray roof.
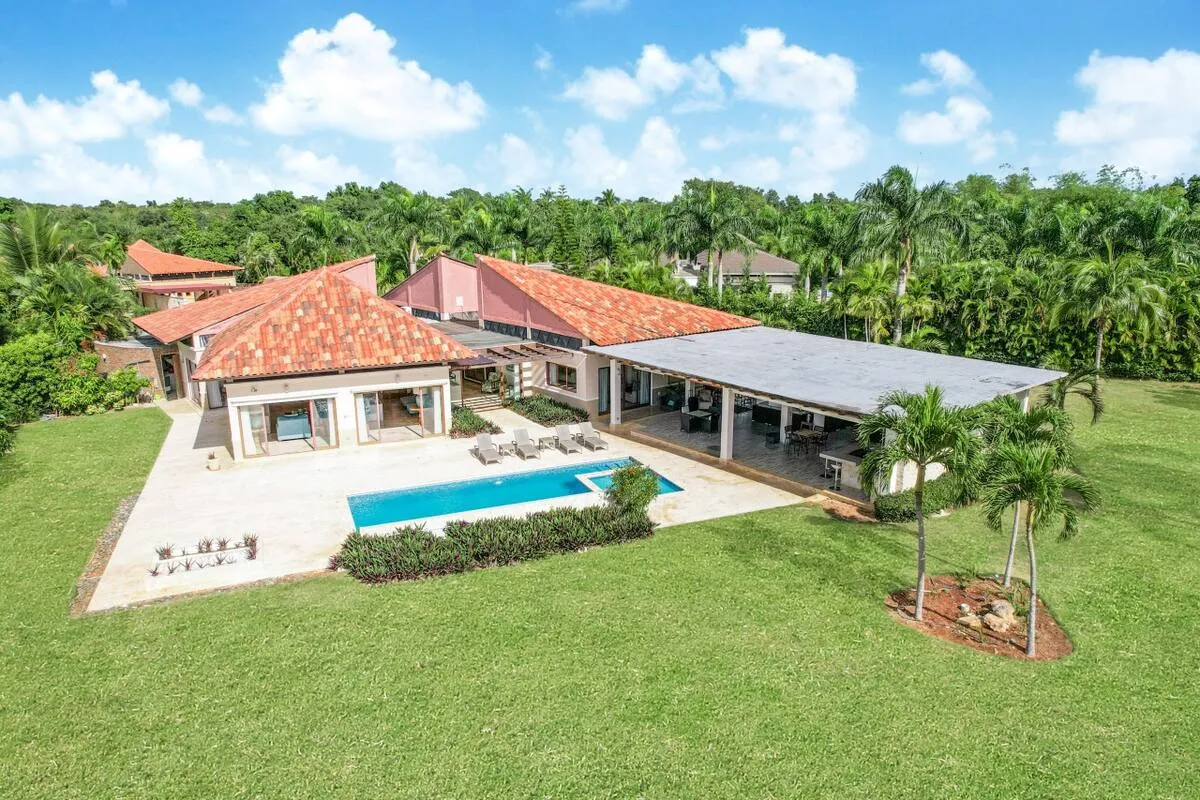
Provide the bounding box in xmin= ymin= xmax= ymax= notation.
xmin=585 ymin=327 xmax=1064 ymax=418
xmin=431 ymin=320 xmax=524 ymax=350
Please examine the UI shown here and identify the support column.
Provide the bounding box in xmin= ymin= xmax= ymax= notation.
xmin=779 ymin=403 xmax=790 ymax=443
xmin=609 ymin=359 xmax=622 ymax=426
xmin=719 ymin=386 xmax=734 ymax=461
xmin=684 ymin=379 xmax=693 ymax=404
xmin=1018 ymin=389 xmax=1031 ymax=412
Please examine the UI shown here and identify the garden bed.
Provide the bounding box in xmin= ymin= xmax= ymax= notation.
xmin=884 ymin=575 xmax=1073 ymax=661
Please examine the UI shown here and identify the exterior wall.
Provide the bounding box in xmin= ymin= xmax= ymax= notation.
xmin=527 ymin=351 xmax=604 ymax=418
xmin=94 ymin=341 xmax=168 ymax=397
xmin=222 ymin=365 xmax=452 ymax=460
xmin=478 ymin=265 xmax=584 ymax=340
xmin=338 ymin=258 xmax=378 ymax=294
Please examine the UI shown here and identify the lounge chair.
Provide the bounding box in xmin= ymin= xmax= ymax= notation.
xmin=555 ymin=425 xmax=582 ymax=454
xmin=512 ymin=429 xmax=540 ymax=460
xmin=576 ymin=421 xmax=609 ymax=450
xmin=473 ymin=433 xmax=502 ymax=465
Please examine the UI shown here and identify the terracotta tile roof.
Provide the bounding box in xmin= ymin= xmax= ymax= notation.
xmin=476 ymin=255 xmax=759 ymax=346
xmin=192 ymin=267 xmax=474 ymax=381
xmin=126 ymin=239 xmax=242 ymax=276
xmin=133 ymin=256 xmax=373 ymax=344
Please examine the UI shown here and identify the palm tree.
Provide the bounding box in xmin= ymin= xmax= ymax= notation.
xmin=453 ymin=207 xmax=516 ymax=260
xmin=14 ymin=262 xmax=136 ymax=343
xmin=1057 ymin=239 xmax=1168 ymax=372
xmin=982 ymin=443 xmax=1100 ymax=656
xmin=664 ymin=181 xmax=754 ymax=298
xmin=858 ymin=386 xmax=981 ymax=620
xmin=981 ymin=395 xmax=1076 ymax=587
xmin=0 ymin=206 xmax=94 ymax=277
xmin=855 ymin=166 xmax=965 ymax=344
xmin=1040 ymin=365 xmax=1105 ymax=425
xmin=371 ymin=191 xmax=447 ymax=277
xmin=831 ymin=260 xmax=893 ymax=342
xmin=290 ymin=205 xmax=361 ymax=271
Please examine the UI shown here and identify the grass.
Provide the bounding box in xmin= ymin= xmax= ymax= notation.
xmin=1 ymin=382 xmax=1197 ymax=798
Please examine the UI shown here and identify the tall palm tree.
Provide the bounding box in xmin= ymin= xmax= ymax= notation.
xmin=453 ymin=207 xmax=516 ymax=260
xmin=371 ymin=191 xmax=447 ymax=277
xmin=290 ymin=205 xmax=361 ymax=271
xmin=982 ymin=443 xmax=1100 ymax=656
xmin=664 ymin=181 xmax=753 ymax=298
xmin=981 ymin=396 xmax=1076 ymax=586
xmin=14 ymin=262 xmax=136 ymax=343
xmin=858 ymin=386 xmax=981 ymax=620
xmin=1056 ymin=239 xmax=1168 ymax=372
xmin=855 ymin=166 xmax=965 ymax=344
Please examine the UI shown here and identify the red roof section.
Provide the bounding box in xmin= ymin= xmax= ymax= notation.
xmin=133 ymin=256 xmax=374 ymax=344
xmin=476 ymin=255 xmax=759 ymax=346
xmin=192 ymin=267 xmax=474 ymax=381
xmin=126 ymin=239 xmax=242 ymax=276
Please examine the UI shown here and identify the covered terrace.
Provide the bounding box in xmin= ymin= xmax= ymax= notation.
xmin=586 ymin=327 xmax=1064 ymax=503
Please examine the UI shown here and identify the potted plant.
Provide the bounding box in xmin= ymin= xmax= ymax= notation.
xmin=206 ymin=451 xmax=220 ymax=471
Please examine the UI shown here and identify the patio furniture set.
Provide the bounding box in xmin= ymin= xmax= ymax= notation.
xmin=472 ymin=422 xmax=609 ymax=465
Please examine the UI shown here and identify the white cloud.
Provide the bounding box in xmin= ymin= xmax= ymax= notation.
xmin=203 ymin=104 xmax=244 ymax=125
xmin=563 ymin=116 xmax=689 ymax=199
xmin=0 ymin=70 xmax=168 ymax=157
xmin=145 ymin=133 xmax=273 ymax=199
xmin=902 ymin=50 xmax=975 ymax=95
xmin=392 ymin=144 xmax=466 ymax=195
xmin=0 ymin=144 xmax=151 ymax=203
xmin=782 ymin=112 xmax=870 ymax=193
xmin=168 ymin=78 xmax=204 ymax=107
xmin=1056 ymin=49 xmax=1200 ymax=178
xmin=570 ymin=0 xmax=628 ymax=12
xmin=277 ymin=144 xmax=365 ymax=194
xmin=534 ymin=46 xmax=553 ymax=73
xmin=252 ymin=12 xmax=486 ymax=141
xmin=897 ymin=52 xmax=1011 ymax=164
xmin=563 ymin=44 xmax=722 ymax=120
xmin=727 ymin=156 xmax=783 ymax=186
xmin=899 ymin=95 xmax=991 ymax=145
xmin=713 ymin=28 xmax=856 ymax=112
xmin=484 ymin=134 xmax=551 ymax=188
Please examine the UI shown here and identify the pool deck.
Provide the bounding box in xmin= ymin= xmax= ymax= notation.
xmin=87 ymin=408 xmax=806 ymax=612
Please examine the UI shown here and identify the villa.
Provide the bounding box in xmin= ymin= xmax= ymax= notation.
xmin=118 ymin=247 xmax=1062 ymax=500
xmin=120 ymin=239 xmax=243 ymax=311
xmin=666 ymin=248 xmax=804 ymax=294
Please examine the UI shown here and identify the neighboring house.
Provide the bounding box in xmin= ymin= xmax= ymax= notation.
xmin=120 ymin=240 xmax=242 ymax=311
xmin=670 ymin=249 xmax=802 ymax=295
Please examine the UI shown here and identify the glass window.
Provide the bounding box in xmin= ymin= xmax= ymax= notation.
xmin=547 ymin=362 xmax=577 ymax=391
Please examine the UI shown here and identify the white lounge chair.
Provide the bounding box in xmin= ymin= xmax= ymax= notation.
xmin=576 ymin=421 xmax=609 ymax=450
xmin=473 ymin=434 xmax=502 ymax=464
xmin=555 ymin=425 xmax=582 ymax=454
xmin=513 ymin=429 xmax=540 ymax=460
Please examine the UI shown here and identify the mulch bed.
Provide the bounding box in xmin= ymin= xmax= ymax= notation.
xmin=885 ymin=575 xmax=1073 ymax=661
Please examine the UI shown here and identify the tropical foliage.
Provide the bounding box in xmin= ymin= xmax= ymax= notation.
xmin=2 ymin=165 xmax=1199 ymax=379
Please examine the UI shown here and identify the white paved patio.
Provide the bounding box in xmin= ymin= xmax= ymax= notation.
xmin=88 ymin=407 xmax=805 ymax=611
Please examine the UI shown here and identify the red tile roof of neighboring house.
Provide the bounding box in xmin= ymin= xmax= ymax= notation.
xmin=87 ymin=262 xmax=109 ymax=277
xmin=133 ymin=255 xmax=375 ymax=344
xmin=192 ymin=267 xmax=474 ymax=381
xmin=126 ymin=239 xmax=243 ymax=276
xmin=476 ymin=255 xmax=759 ymax=346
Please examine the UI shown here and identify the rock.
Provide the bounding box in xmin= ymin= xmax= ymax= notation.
xmin=983 ymin=612 xmax=1012 ymax=633
xmin=956 ymin=613 xmax=983 ymax=631
xmin=990 ymin=599 xmax=1016 ymax=618
xmin=959 ymin=603 xmax=971 ymax=615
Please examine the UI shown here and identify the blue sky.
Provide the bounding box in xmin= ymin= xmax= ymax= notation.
xmin=0 ymin=0 xmax=1197 ymax=203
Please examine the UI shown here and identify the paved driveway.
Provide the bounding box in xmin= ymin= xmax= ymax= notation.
xmin=88 ymin=408 xmax=804 ymax=611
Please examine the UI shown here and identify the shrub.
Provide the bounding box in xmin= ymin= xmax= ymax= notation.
xmin=873 ymin=473 xmax=966 ymax=522
xmin=51 ymin=354 xmax=150 ymax=416
xmin=504 ymin=394 xmax=589 ymax=426
xmin=0 ymin=333 xmax=70 ymax=421
xmin=450 ymin=406 xmax=502 ymax=439
xmin=605 ymin=464 xmax=659 ymax=515
xmin=332 ymin=506 xmax=654 ymax=583
xmin=0 ymin=396 xmax=17 ymax=458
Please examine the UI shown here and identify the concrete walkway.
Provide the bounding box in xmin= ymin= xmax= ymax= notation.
xmin=87 ymin=408 xmax=805 ymax=612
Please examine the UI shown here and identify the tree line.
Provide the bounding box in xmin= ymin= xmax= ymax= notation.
xmin=1 ymin=164 xmax=1199 ymax=380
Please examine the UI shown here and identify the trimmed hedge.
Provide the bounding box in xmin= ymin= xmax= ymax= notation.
xmin=873 ymin=474 xmax=965 ymax=522
xmin=331 ymin=506 xmax=654 ymax=583
xmin=450 ymin=406 xmax=502 ymax=439
xmin=504 ymin=394 xmax=589 ymax=426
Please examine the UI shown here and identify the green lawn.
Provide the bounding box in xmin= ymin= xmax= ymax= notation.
xmin=1 ymin=382 xmax=1198 ymax=798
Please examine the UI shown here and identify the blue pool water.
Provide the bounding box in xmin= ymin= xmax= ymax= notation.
xmin=348 ymin=457 xmax=682 ymax=529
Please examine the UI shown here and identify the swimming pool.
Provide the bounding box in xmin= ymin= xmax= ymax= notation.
xmin=347 ymin=457 xmax=682 ymax=529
